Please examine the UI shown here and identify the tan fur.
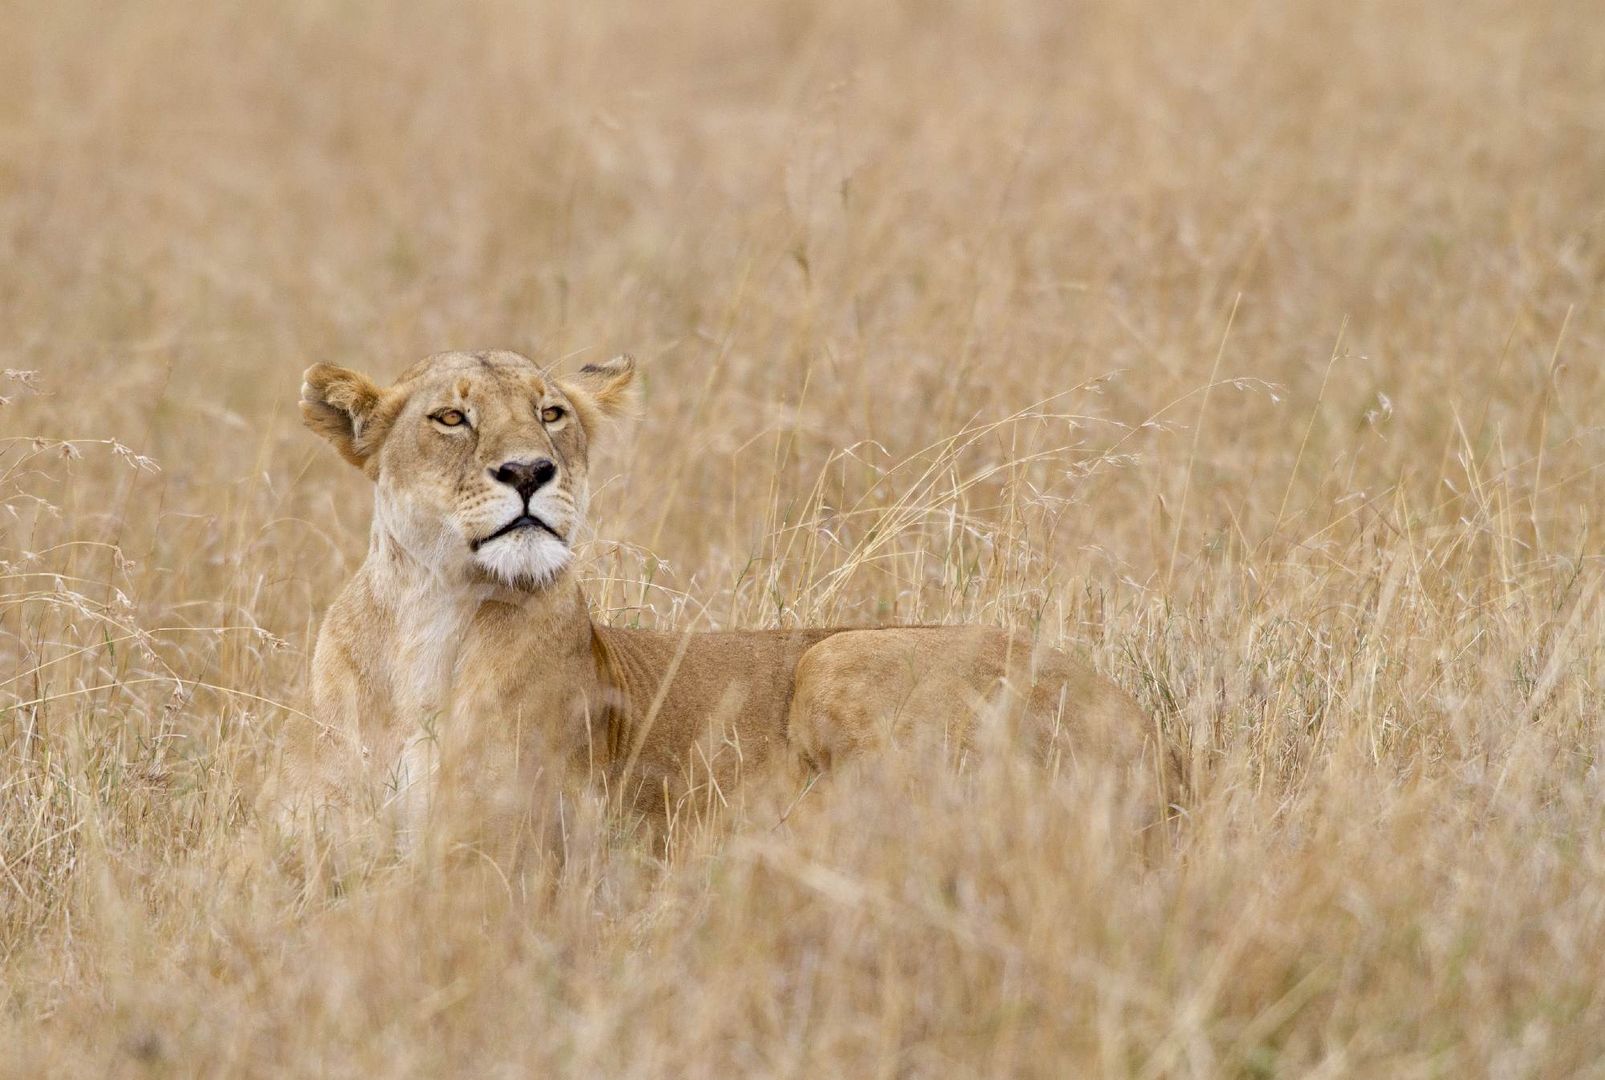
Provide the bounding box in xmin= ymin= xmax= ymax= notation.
xmin=272 ymin=349 xmax=1161 ymax=848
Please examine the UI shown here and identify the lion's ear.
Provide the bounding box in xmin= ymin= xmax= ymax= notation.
xmin=300 ymin=364 xmax=389 ymax=472
xmin=557 ymin=354 xmax=636 ymax=437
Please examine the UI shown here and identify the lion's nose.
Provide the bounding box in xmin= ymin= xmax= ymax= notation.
xmin=491 ymin=457 xmax=558 ymax=501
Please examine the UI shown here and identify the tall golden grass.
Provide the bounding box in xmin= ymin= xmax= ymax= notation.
xmin=4 ymin=0 xmax=1604 ymax=1073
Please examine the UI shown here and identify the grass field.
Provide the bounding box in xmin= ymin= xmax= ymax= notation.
xmin=4 ymin=0 xmax=1605 ymax=1074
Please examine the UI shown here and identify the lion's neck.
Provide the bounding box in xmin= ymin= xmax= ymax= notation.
xmin=358 ymin=521 xmax=606 ymax=736
xmin=440 ymin=566 xmax=613 ymax=778
xmin=361 ymin=523 xmax=495 ymax=725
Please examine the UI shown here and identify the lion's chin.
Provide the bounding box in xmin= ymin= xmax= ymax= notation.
xmin=469 ymin=529 xmax=571 ymax=589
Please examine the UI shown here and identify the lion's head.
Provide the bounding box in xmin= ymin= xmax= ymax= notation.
xmin=299 ymin=349 xmax=634 ymax=588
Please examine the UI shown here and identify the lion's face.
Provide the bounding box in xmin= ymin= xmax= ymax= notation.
xmin=300 ymin=350 xmax=634 ymax=588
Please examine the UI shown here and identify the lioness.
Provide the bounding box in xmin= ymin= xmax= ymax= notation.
xmin=281 ymin=349 xmax=1158 ymax=846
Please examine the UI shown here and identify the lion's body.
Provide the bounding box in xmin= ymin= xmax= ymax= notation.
xmin=273 ymin=349 xmax=1160 ymax=845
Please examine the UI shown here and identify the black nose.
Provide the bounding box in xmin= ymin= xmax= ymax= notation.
xmin=492 ymin=457 xmax=557 ymax=501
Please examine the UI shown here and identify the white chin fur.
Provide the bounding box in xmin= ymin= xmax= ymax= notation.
xmin=472 ymin=529 xmax=571 ymax=587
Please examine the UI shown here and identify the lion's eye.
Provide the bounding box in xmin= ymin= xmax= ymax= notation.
xmin=540 ymin=405 xmax=565 ymax=424
xmin=432 ymin=409 xmax=467 ymax=428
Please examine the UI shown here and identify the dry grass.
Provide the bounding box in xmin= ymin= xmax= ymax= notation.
xmin=4 ymin=0 xmax=1605 ymax=1074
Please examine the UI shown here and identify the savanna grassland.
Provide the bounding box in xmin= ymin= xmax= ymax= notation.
xmin=4 ymin=0 xmax=1605 ymax=1075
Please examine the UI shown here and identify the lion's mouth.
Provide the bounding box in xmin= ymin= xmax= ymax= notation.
xmin=471 ymin=514 xmax=566 ymax=551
